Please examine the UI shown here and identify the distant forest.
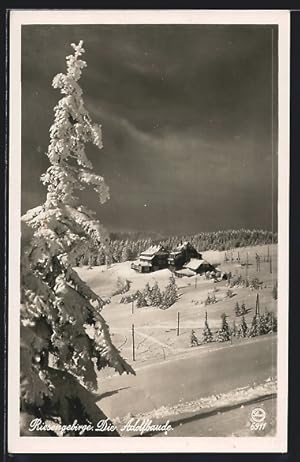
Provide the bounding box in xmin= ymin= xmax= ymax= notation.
xmin=78 ymin=229 xmax=277 ymax=266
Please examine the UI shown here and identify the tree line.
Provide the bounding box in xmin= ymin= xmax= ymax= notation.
xmin=191 ymin=308 xmax=277 ymax=347
xmin=77 ymin=229 xmax=277 ymax=266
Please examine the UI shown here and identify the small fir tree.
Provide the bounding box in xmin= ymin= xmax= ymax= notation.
xmin=216 ymin=312 xmax=231 ymax=342
xmin=135 ymin=290 xmax=147 ymax=309
xmin=105 ymin=252 xmax=113 ymax=269
xmin=234 ymin=301 xmax=241 ymax=316
xmin=237 ymin=315 xmax=248 ymax=338
xmin=142 ymin=282 xmax=153 ymax=307
xmin=202 ymin=311 xmax=214 ymax=343
xmin=88 ymin=254 xmax=94 ymax=269
xmin=240 ymin=303 xmax=247 ymax=315
xmin=264 ymin=310 xmax=277 ymax=333
xmin=232 ymin=320 xmax=238 ymax=337
xmin=78 ymin=256 xmax=84 ymax=267
xmin=96 ymin=248 xmax=105 ymax=266
xmin=161 ymin=275 xmax=178 ymax=309
xmin=150 ymin=281 xmax=162 ymax=307
xmin=269 ymin=311 xmax=278 ymax=332
xmin=248 ymin=294 xmax=265 ymax=337
xmin=121 ymin=245 xmax=131 ymax=263
xmin=248 ymin=314 xmax=264 ymax=337
xmin=190 ymin=329 xmax=199 ymax=347
xmin=258 ymin=311 xmax=269 ymax=334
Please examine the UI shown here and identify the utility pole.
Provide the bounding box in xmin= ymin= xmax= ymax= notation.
xmin=177 ymin=312 xmax=180 ymax=336
xmin=131 ymin=300 xmax=134 ymax=315
xmin=245 ymin=252 xmax=249 ymax=280
xmin=132 ymin=323 xmax=135 ymax=361
xmin=255 ymin=293 xmax=260 ymax=317
xmin=270 ymin=256 xmax=272 ymax=274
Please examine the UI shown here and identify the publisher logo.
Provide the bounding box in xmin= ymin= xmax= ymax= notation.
xmin=249 ymin=407 xmax=267 ymax=431
xmin=251 ymin=407 xmax=266 ymax=423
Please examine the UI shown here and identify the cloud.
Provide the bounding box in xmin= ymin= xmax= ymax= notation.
xmin=21 ymin=24 xmax=277 ymax=234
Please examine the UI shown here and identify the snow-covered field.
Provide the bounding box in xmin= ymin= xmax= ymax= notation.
xmin=113 ymin=378 xmax=277 ymax=437
xmin=75 ymin=244 xmax=277 ymax=435
xmin=76 ymin=244 xmax=277 ymax=366
xmin=96 ymin=334 xmax=277 ymax=436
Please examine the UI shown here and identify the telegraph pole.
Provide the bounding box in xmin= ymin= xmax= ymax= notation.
xmin=255 ymin=293 xmax=260 ymax=317
xmin=132 ymin=324 xmax=135 ymax=361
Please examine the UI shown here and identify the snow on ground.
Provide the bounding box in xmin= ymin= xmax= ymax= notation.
xmin=164 ymin=396 xmax=277 ymax=437
xmin=76 ymin=244 xmax=277 ymax=367
xmin=75 ymin=244 xmax=278 ymax=434
xmin=96 ymin=332 xmax=276 ymax=421
xmin=112 ymin=378 xmax=277 ymax=437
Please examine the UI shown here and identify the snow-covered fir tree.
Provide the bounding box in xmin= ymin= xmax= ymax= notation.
xmin=268 ymin=311 xmax=277 ymax=332
xmin=161 ymin=275 xmax=178 ymax=309
xmin=232 ymin=319 xmax=238 ymax=337
xmin=260 ymin=309 xmax=277 ymax=334
xmin=135 ymin=290 xmax=147 ymax=309
xmin=121 ymin=241 xmax=132 ymax=262
xmin=88 ymin=254 xmax=94 ymax=269
xmin=248 ymin=314 xmax=265 ymax=337
xmin=150 ymin=281 xmax=162 ymax=307
xmin=202 ymin=311 xmax=214 ymax=343
xmin=216 ymin=312 xmax=231 ymax=342
xmin=96 ymin=248 xmax=105 ymax=266
xmin=237 ymin=315 xmax=248 ymax=338
xmin=240 ymin=302 xmax=247 ymax=315
xmin=234 ymin=301 xmax=240 ymax=316
xmin=142 ymin=282 xmax=153 ymax=307
xmin=21 ymin=41 xmax=134 ymax=435
xmin=190 ymin=329 xmax=199 ymax=347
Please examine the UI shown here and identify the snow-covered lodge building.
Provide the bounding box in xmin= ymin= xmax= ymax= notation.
xmin=131 ymin=241 xmax=215 ymax=276
xmin=168 ymin=241 xmax=202 ymax=271
xmin=131 ymin=244 xmax=169 ymax=273
xmin=174 ymin=258 xmax=215 ymax=278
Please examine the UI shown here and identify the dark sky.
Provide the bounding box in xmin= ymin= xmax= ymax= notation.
xmin=21 ymin=25 xmax=278 ymax=236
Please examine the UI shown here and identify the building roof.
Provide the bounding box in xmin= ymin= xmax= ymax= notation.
xmin=140 ymin=244 xmax=166 ymax=257
xmin=175 ymin=268 xmax=195 ymax=277
xmin=169 ymin=243 xmax=188 ymax=257
xmin=140 ymin=255 xmax=155 ymax=261
xmin=183 ymin=258 xmax=206 ymax=271
xmin=170 ymin=241 xmax=201 ymax=257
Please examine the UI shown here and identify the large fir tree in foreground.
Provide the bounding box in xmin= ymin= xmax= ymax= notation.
xmin=21 ymin=41 xmax=134 ymax=436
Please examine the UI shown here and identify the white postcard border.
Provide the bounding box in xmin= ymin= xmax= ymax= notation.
xmin=8 ymin=9 xmax=290 ymax=453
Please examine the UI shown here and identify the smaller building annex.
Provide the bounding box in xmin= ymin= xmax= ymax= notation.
xmin=175 ymin=258 xmax=215 ymax=277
